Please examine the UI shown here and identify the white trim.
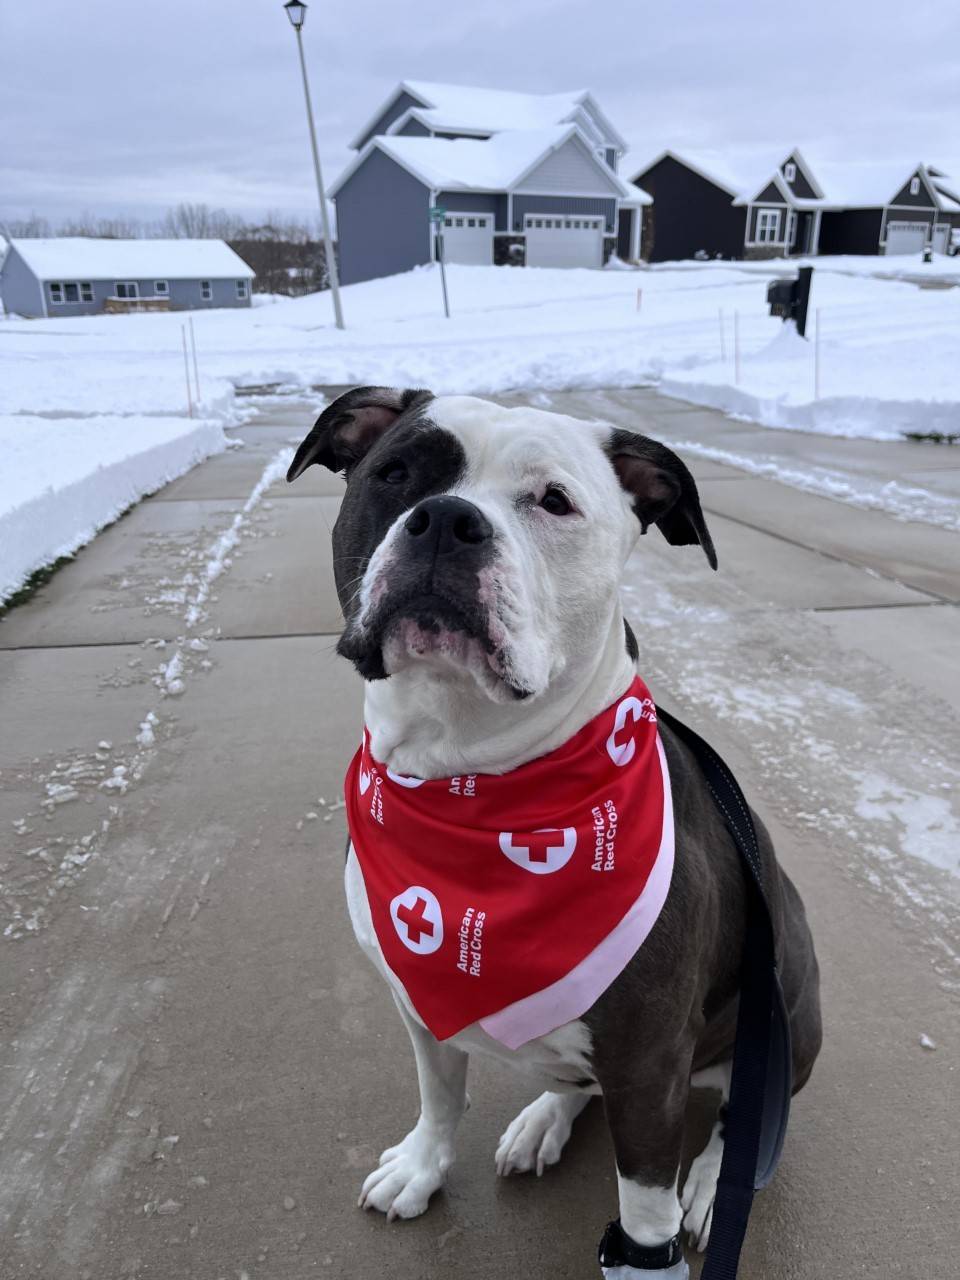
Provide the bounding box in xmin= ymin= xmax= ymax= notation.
xmin=753 ymin=208 xmax=782 ymax=245
xmin=154 ymin=279 xmax=169 ymax=296
xmin=235 ymin=279 xmax=248 ymax=299
xmin=200 ymin=280 xmax=212 ymax=301
xmin=49 ymin=281 xmax=65 ymax=304
xmin=630 ymin=204 xmax=642 ymax=260
xmin=629 ymin=148 xmax=741 ymax=197
xmin=784 ymin=161 xmax=797 ymax=183
xmin=909 ymin=176 xmax=921 ymax=196
xmin=114 ymin=281 xmax=139 ymax=299
xmin=347 ymin=82 xmax=433 ymax=151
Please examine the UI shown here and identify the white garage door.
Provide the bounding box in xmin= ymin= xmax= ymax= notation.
xmin=884 ymin=221 xmax=928 ymax=256
xmin=440 ymin=213 xmax=494 ymax=266
xmin=524 ymin=214 xmax=604 ymax=269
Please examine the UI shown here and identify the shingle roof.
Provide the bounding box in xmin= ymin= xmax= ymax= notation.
xmin=331 ymin=127 xmax=649 ymax=201
xmin=9 ymin=238 xmax=254 ymax=280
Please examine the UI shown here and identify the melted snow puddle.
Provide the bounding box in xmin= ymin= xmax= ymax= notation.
xmin=2 ymin=446 xmax=294 ymax=941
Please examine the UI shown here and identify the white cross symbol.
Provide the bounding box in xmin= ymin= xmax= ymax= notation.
xmin=498 ymin=827 xmax=577 ymax=875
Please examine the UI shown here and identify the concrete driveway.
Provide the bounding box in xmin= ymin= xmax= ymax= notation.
xmin=1 ymin=390 xmax=958 ymax=1279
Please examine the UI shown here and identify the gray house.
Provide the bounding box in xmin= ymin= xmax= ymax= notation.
xmin=330 ymin=81 xmax=650 ymax=284
xmin=0 ymin=238 xmax=255 ymax=318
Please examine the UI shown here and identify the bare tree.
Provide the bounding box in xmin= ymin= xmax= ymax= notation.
xmin=3 ymin=213 xmax=53 ymax=237
xmin=159 ymin=202 xmax=242 ymax=240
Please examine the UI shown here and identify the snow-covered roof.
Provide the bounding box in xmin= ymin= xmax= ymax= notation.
xmin=9 ymin=238 xmax=255 ymax=281
xmin=626 ymin=148 xmax=791 ymax=198
xmin=350 ymin=80 xmax=627 ymax=152
xmin=331 ymin=126 xmax=646 ymax=201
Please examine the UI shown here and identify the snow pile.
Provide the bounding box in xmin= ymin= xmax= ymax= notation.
xmin=0 ymin=415 xmax=228 ymax=601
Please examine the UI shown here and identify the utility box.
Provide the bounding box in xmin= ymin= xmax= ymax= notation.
xmin=766 ymin=265 xmax=813 ymax=337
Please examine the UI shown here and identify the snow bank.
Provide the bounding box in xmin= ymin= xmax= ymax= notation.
xmin=0 ymin=415 xmax=228 ymax=602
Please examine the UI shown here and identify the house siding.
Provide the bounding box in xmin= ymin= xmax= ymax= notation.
xmin=515 ymin=137 xmax=622 ymax=197
xmin=889 ymin=173 xmax=935 ymax=208
xmin=634 ymin=157 xmax=746 ymax=262
xmin=335 ymin=147 xmax=431 ymax=285
xmin=354 ymin=90 xmax=425 ymax=150
xmin=436 ymin=191 xmax=508 ymax=232
xmin=511 ymin=195 xmax=618 ymax=234
xmin=2 ymin=258 xmax=251 ymax=318
xmin=395 ymin=118 xmax=431 ymax=137
xmin=0 ymin=246 xmax=47 ymax=317
xmin=616 ymin=208 xmax=633 ymax=259
xmin=819 ymin=209 xmax=883 ymax=255
xmin=783 ymin=155 xmax=816 ymax=199
xmin=753 ymin=182 xmax=787 ymax=207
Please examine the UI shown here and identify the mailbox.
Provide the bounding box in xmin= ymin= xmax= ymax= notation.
xmin=766 ymin=265 xmax=814 ymax=337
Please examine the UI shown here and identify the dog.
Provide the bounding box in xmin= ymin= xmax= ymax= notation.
xmin=288 ymin=386 xmax=822 ymax=1277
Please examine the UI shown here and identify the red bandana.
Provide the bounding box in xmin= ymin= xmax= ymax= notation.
xmin=345 ymin=676 xmax=675 ymax=1048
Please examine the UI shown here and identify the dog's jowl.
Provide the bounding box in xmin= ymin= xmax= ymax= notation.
xmin=289 ymin=387 xmax=822 ymax=1277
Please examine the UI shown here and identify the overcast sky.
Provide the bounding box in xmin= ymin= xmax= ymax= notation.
xmin=2 ymin=0 xmax=958 ymax=228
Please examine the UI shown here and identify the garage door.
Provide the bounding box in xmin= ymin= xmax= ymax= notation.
xmin=524 ymin=215 xmax=604 ymax=269
xmin=440 ymin=213 xmax=493 ymax=266
xmin=884 ymin=221 xmax=928 ymax=256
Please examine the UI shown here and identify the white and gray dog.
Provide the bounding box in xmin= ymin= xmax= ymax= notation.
xmin=288 ymin=387 xmax=821 ymax=1277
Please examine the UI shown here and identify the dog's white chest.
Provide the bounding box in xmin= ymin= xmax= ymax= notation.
xmin=344 ymin=847 xmax=598 ymax=1091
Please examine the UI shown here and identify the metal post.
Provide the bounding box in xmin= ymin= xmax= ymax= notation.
xmin=293 ymin=24 xmax=344 ymax=330
xmin=734 ymin=311 xmax=741 ymax=386
xmin=437 ymin=228 xmax=450 ymax=319
xmin=719 ymin=308 xmax=726 ymax=361
xmin=814 ymin=307 xmax=821 ymax=400
xmin=188 ymin=316 xmax=200 ymax=405
xmin=181 ymin=326 xmax=194 ymax=418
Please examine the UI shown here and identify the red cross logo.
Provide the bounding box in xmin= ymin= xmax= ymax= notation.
xmin=499 ymin=827 xmax=577 ymax=875
xmin=397 ymin=896 xmax=433 ymax=944
xmin=606 ymin=694 xmax=655 ymax=767
xmin=390 ymin=886 xmax=443 ymax=954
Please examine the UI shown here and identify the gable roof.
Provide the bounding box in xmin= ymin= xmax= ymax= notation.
xmin=349 ymin=80 xmax=627 ymax=152
xmin=331 ymin=126 xmax=648 ymax=201
xmin=8 ymin=238 xmax=254 ymax=280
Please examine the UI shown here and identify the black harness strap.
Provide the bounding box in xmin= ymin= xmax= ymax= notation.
xmin=656 ymin=706 xmax=793 ymax=1279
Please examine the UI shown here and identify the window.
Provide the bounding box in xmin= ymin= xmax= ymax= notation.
xmin=63 ymin=283 xmax=80 ymax=303
xmin=200 ymin=280 xmax=212 ymax=301
xmin=455 ymin=218 xmax=464 ymax=227
xmin=154 ymin=280 xmax=169 ymax=296
xmin=236 ymin=280 xmax=248 ymax=299
xmin=467 ymin=218 xmax=476 ymax=227
xmin=784 ymin=162 xmax=797 ymax=182
xmin=80 ymin=282 xmax=93 ymax=302
xmin=444 ymin=217 xmax=453 ymax=227
xmin=115 ymin=281 xmax=139 ymax=299
xmin=909 ymin=176 xmax=921 ymax=196
xmin=755 ymin=209 xmax=782 ymax=243
xmin=49 ymin=282 xmax=64 ymax=303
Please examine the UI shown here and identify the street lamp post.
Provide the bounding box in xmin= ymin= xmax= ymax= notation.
xmin=283 ymin=0 xmax=345 ymax=330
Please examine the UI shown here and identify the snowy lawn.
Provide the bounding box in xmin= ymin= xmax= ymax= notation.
xmin=1 ymin=254 xmax=958 ymax=602
xmin=0 ymin=414 xmax=228 ymax=602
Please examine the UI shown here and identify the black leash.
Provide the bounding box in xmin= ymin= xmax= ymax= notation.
xmin=657 ymin=706 xmax=793 ymax=1278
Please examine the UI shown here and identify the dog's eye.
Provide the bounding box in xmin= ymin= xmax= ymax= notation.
xmin=377 ymin=460 xmax=408 ymax=485
xmin=539 ymin=486 xmax=573 ymax=516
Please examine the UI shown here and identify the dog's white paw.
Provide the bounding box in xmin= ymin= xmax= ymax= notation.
xmin=681 ymin=1125 xmax=724 ymax=1251
xmin=495 ymin=1091 xmax=587 ymax=1177
xmin=358 ymin=1127 xmax=453 ymax=1221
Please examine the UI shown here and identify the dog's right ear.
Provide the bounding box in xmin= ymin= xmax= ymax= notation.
xmin=287 ymin=386 xmax=432 ymax=481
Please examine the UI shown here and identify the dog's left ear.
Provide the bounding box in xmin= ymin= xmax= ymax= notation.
xmin=607 ymin=429 xmax=718 ymax=570
xmin=287 ymin=385 xmax=432 ymax=481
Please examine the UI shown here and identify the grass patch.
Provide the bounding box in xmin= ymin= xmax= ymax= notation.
xmin=0 ymin=554 xmax=76 ymax=619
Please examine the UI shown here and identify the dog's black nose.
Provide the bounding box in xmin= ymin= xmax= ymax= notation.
xmin=403 ymin=495 xmax=493 ymax=555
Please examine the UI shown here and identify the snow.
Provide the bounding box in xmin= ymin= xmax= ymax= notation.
xmin=0 ymin=414 xmax=228 ymax=601
xmin=2 ymin=255 xmax=958 ymax=603
xmin=7 ymin=238 xmax=254 ymax=281
xmin=336 ymin=127 xmax=642 ymax=201
xmin=351 ymin=82 xmax=598 ymax=149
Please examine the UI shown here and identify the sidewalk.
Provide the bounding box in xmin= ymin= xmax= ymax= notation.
xmin=0 ymin=392 xmax=957 ymax=1279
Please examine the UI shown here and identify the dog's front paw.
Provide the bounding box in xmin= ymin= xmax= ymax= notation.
xmin=495 ymin=1091 xmax=586 ymax=1177
xmin=359 ymin=1126 xmax=454 ymax=1220
xmin=680 ymin=1126 xmax=723 ymax=1251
